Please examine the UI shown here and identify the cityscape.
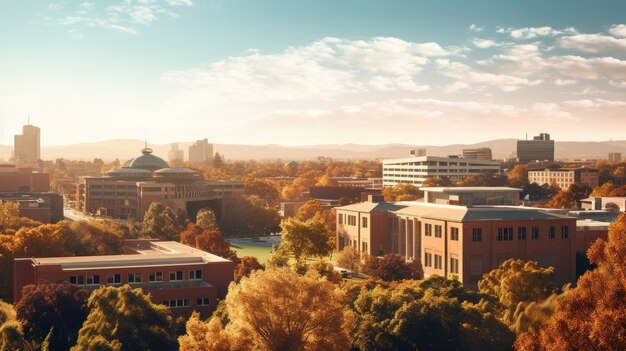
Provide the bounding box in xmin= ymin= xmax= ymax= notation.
xmin=1 ymin=1 xmax=625 ymax=351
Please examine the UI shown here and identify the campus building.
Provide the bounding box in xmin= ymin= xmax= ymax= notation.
xmin=189 ymin=139 xmax=213 ymax=164
xmin=14 ymin=240 xmax=234 ymax=318
xmin=608 ymin=152 xmax=623 ymax=163
xmin=382 ymin=155 xmax=500 ymax=187
xmin=0 ymin=165 xmax=63 ymax=223
xmin=528 ymin=168 xmax=599 ymax=189
xmin=336 ymin=197 xmax=608 ymax=288
xmin=581 ymin=197 xmax=626 ymax=212
xmin=80 ymin=147 xmax=243 ymax=220
xmin=462 ymin=148 xmax=493 ymax=160
xmin=517 ymin=133 xmax=555 ymax=163
xmin=13 ymin=124 xmax=41 ymax=167
xmin=168 ymin=143 xmax=184 ymax=162
xmin=421 ymin=187 xmax=522 ymax=206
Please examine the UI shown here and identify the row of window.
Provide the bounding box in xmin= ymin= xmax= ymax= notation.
xmin=69 ymin=270 xmax=203 ymax=286
xmin=162 ymin=298 xmax=212 ymax=308
xmin=497 ymin=226 xmax=568 ymax=241
xmin=424 ymin=253 xmax=443 ymax=270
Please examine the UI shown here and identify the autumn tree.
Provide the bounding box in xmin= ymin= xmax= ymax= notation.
xmin=244 ymin=178 xmax=280 ymax=205
xmin=196 ymin=207 xmax=219 ymax=231
xmin=544 ymin=183 xmax=591 ymax=209
xmin=478 ymin=259 xmax=558 ymax=332
xmin=334 ymin=246 xmax=363 ymax=273
xmin=363 ymin=253 xmax=424 ymax=281
xmin=507 ymin=164 xmax=529 ymax=187
xmin=220 ymin=195 xmax=281 ymax=236
xmin=0 ymin=202 xmax=41 ymax=233
xmin=180 ymin=224 xmax=238 ymax=262
xmin=72 ymin=285 xmax=178 ymax=351
xmin=295 ymin=200 xmax=324 ymax=221
xmin=421 ymin=176 xmax=452 ymax=187
xmin=140 ymin=202 xmax=182 ymax=241
xmin=0 ymin=300 xmax=32 ymax=351
xmin=15 ymin=283 xmax=87 ymax=349
xmin=515 ymin=213 xmax=626 ymax=351
xmin=180 ymin=267 xmax=351 ymax=351
xmin=233 ymin=256 xmax=263 ymax=282
xmin=280 ymin=217 xmax=334 ymax=260
xmin=382 ymin=183 xmax=422 ymax=202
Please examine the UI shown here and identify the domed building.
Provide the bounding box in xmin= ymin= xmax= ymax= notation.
xmin=80 ymin=148 xmax=243 ymax=220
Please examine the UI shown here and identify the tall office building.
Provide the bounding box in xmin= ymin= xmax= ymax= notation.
xmin=189 ymin=139 xmax=213 ymax=164
xmin=517 ymin=133 xmax=555 ymax=163
xmin=14 ymin=124 xmax=41 ymax=167
xmin=462 ymin=148 xmax=493 ymax=160
xmin=169 ymin=143 xmax=184 ymax=162
xmin=608 ymin=152 xmax=622 ymax=163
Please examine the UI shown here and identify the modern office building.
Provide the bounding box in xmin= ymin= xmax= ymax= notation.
xmin=528 ymin=168 xmax=599 ymax=189
xmin=608 ymin=152 xmax=623 ymax=163
xmin=462 ymin=148 xmax=493 ymax=160
xmin=80 ymin=147 xmax=243 ymax=220
xmin=409 ymin=149 xmax=427 ymax=157
xmin=517 ymin=133 xmax=555 ymax=162
xmin=189 ymin=139 xmax=213 ymax=164
xmin=13 ymin=124 xmax=41 ymax=167
xmin=336 ymin=197 xmax=608 ymax=288
xmin=14 ymin=239 xmax=234 ymax=318
xmin=168 ymin=143 xmax=184 ymax=162
xmin=0 ymin=165 xmax=62 ymax=223
xmin=421 ymin=187 xmax=522 ymax=206
xmin=382 ymin=155 xmax=500 ymax=187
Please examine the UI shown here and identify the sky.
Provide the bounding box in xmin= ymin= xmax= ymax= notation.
xmin=1 ymin=0 xmax=625 ymax=147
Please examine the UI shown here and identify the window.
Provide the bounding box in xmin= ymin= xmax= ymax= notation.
xmin=561 ymin=226 xmax=569 ymax=239
xmin=549 ymin=226 xmax=555 ymax=239
xmin=425 ymin=253 xmax=433 ymax=267
xmin=434 ymin=254 xmax=442 ymax=270
xmin=531 ymin=226 xmax=539 ymax=240
xmin=128 ymin=273 xmax=142 ymax=283
xmin=362 ymin=217 xmax=368 ymax=228
xmin=338 ymin=214 xmax=343 ymax=225
xmin=497 ymin=227 xmax=513 ymax=241
xmin=425 ymin=224 xmax=432 ymax=237
xmin=434 ymin=225 xmax=442 ymax=238
xmin=347 ymin=215 xmax=357 ymax=226
xmin=107 ymin=274 xmax=121 ymax=284
xmin=149 ymin=272 xmax=163 ymax=283
xmin=70 ymin=276 xmax=85 ymax=285
xmin=450 ymin=227 xmax=459 ymax=241
xmin=408 ymin=219 xmax=414 ymax=257
xmin=197 ymin=298 xmax=210 ymax=306
xmin=86 ymin=275 xmax=100 ymax=286
xmin=163 ymin=299 xmax=190 ymax=308
xmin=472 ymin=228 xmax=482 ymax=242
xmin=450 ymin=257 xmax=459 ymax=274
xmin=361 ymin=242 xmax=368 ymax=253
xmin=518 ymin=227 xmax=527 ymax=240
xmin=189 ymin=270 xmax=203 ymax=280
xmin=169 ymin=271 xmax=183 ymax=281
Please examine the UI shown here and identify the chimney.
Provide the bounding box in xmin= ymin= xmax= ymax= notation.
xmin=368 ymin=194 xmax=384 ymax=203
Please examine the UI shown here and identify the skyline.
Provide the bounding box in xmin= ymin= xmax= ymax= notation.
xmin=1 ymin=1 xmax=626 ymax=147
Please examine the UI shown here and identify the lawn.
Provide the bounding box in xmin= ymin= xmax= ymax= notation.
xmin=229 ymin=244 xmax=274 ymax=263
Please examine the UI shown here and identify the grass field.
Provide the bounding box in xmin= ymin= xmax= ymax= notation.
xmin=229 ymin=244 xmax=274 ymax=263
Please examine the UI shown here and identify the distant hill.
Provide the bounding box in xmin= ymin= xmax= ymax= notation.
xmin=0 ymin=139 xmax=624 ymax=162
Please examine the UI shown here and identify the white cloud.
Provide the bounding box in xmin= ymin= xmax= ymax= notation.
xmin=609 ymin=80 xmax=626 ymax=88
xmin=164 ymin=37 xmax=442 ymax=104
xmin=609 ymin=24 xmax=626 ymax=38
xmin=472 ymin=38 xmax=499 ymax=49
xmin=505 ymin=26 xmax=562 ymax=39
xmin=470 ymin=24 xmax=484 ymax=32
xmin=558 ymin=33 xmax=626 ymax=53
xmin=436 ymin=59 xmax=542 ymax=92
xmin=554 ymin=79 xmax=576 ymax=86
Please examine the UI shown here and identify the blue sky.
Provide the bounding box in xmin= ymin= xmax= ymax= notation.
xmin=1 ymin=0 xmax=625 ymax=147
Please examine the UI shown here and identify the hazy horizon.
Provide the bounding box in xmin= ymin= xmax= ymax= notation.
xmin=2 ymin=0 xmax=626 ymax=147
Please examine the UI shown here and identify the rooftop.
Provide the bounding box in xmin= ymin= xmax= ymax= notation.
xmin=421 ymin=187 xmax=522 ymax=193
xmin=24 ymin=240 xmax=230 ymax=270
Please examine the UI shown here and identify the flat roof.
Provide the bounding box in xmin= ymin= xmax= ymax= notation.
xmin=422 ymin=187 xmax=522 ymax=193
xmin=382 ymin=156 xmax=500 ymax=164
xmin=576 ymin=219 xmax=611 ymax=230
xmin=24 ymin=240 xmax=231 ymax=269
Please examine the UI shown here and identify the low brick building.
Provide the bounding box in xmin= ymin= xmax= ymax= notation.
xmin=14 ymin=240 xmax=234 ymax=318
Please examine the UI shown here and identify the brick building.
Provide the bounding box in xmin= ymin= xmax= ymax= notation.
xmin=14 ymin=240 xmax=234 ymax=318
xmin=336 ymin=197 xmax=608 ymax=288
xmin=528 ymin=168 xmax=599 ymax=189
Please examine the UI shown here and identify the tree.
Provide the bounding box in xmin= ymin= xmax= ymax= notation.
xmin=72 ymin=285 xmax=178 ymax=351
xmin=280 ymin=217 xmax=334 ymax=260
xmin=220 ymin=195 xmax=281 ymax=236
xmin=422 ymin=176 xmax=452 ymax=187
xmin=68 ymin=220 xmax=125 ymax=256
xmin=363 ymin=253 xmax=423 ymax=281
xmin=478 ymin=259 xmax=558 ymax=332
xmin=213 ymin=153 xmax=224 ymax=168
xmin=180 ymin=267 xmax=351 ymax=351
xmin=141 ymin=202 xmax=182 ymax=241
xmin=316 ymin=174 xmax=338 ymax=187
xmin=508 ymin=164 xmax=529 ymax=187
xmin=196 ymin=208 xmax=219 ymax=231
xmin=15 ymin=283 xmax=87 ymax=349
xmin=334 ymin=246 xmax=362 ymax=273
xmin=180 ymin=224 xmax=238 ymax=262
xmin=244 ymin=179 xmax=280 ymax=205
xmin=295 ymin=200 xmax=324 ymax=221
xmin=515 ymin=213 xmax=626 ymax=350
xmin=0 ymin=202 xmax=41 ymax=233
xmin=0 ymin=301 xmax=32 ymax=351
xmin=544 ymin=183 xmax=591 ymax=209
xmin=233 ymin=256 xmax=263 ymax=282
xmin=179 ymin=313 xmax=249 ymax=351
xmin=382 ymin=183 xmax=421 ymax=202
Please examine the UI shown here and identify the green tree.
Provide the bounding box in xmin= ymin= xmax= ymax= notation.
xmin=196 ymin=208 xmax=219 ymax=231
xmin=0 ymin=300 xmax=32 ymax=351
xmin=280 ymin=217 xmax=334 ymax=260
xmin=141 ymin=203 xmax=182 ymax=241
xmin=72 ymin=285 xmax=177 ymax=351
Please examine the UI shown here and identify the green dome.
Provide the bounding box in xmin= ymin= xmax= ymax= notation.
xmin=126 ymin=148 xmax=169 ymax=171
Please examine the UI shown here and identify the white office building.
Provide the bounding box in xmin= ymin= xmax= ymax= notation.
xmin=382 ymin=156 xmax=500 ymax=187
